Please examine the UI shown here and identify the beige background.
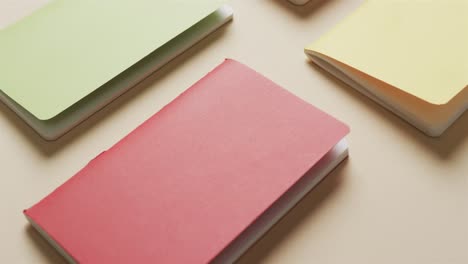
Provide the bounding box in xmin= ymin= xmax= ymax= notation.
xmin=1 ymin=0 xmax=467 ymax=263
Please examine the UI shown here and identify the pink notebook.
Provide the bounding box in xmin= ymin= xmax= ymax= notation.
xmin=24 ymin=59 xmax=350 ymax=264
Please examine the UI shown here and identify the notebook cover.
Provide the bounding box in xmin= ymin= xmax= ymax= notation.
xmin=306 ymin=0 xmax=468 ymax=105
xmin=0 ymin=5 xmax=233 ymax=141
xmin=24 ymin=59 xmax=349 ymax=263
xmin=0 ymin=0 xmax=225 ymax=120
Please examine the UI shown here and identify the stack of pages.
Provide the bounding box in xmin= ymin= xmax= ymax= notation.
xmin=0 ymin=0 xmax=233 ymax=140
xmin=25 ymin=60 xmax=350 ymax=263
xmin=305 ymin=0 xmax=467 ymax=136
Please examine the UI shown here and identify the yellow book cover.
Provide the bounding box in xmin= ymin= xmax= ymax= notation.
xmin=306 ymin=0 xmax=467 ymax=136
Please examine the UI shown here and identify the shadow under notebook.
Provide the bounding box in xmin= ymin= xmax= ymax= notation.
xmin=307 ymin=60 xmax=468 ymax=160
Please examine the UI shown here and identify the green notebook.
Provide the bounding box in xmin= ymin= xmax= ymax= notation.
xmin=0 ymin=0 xmax=233 ymax=140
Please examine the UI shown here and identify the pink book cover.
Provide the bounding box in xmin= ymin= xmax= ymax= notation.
xmin=24 ymin=59 xmax=350 ymax=264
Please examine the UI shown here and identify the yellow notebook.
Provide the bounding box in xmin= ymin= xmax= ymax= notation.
xmin=305 ymin=0 xmax=467 ymax=136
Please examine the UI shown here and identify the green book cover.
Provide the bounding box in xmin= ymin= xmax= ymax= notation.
xmin=0 ymin=0 xmax=225 ymax=120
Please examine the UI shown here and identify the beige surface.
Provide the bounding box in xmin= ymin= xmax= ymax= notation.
xmin=0 ymin=1 xmax=467 ymax=263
